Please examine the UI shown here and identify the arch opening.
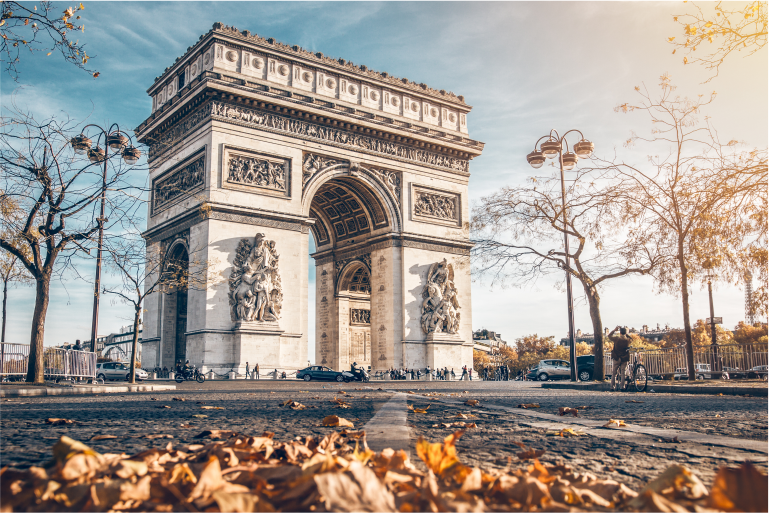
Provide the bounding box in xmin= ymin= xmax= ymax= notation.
xmin=161 ymin=242 xmax=189 ymax=368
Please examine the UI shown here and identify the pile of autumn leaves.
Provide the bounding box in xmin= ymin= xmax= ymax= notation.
xmin=1 ymin=429 xmax=766 ymax=512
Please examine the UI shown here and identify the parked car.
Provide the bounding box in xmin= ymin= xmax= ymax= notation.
xmin=674 ymin=363 xmax=719 ymax=380
xmin=296 ymin=365 xmax=344 ymax=382
xmin=532 ymin=359 xmax=571 ymax=381
xmin=96 ymin=362 xmax=148 ymax=381
xmin=748 ymin=365 xmax=768 ymax=380
xmin=576 ymin=354 xmax=595 ymax=381
xmin=722 ymin=366 xmax=747 ymax=379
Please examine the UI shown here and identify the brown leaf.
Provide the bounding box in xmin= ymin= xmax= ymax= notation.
xmin=172 ymin=397 xmax=186 ymax=401
xmin=156 ymin=405 xmax=171 ymax=409
xmin=629 ymin=490 xmax=691 ymax=512
xmin=212 ymin=490 xmax=268 ymax=512
xmin=315 ymin=461 xmax=396 ymax=512
xmin=707 ymin=462 xmax=768 ymax=512
xmin=640 ymin=464 xmax=709 ymax=501
xmin=194 ymin=430 xmax=238 ymax=439
xmin=281 ymin=400 xmax=306 ymax=410
xmin=603 ymin=419 xmax=627 ymax=428
xmin=322 ymin=415 xmax=354 ymax=428
xmin=517 ymin=403 xmax=540 ymax=409
xmin=143 ymin=433 xmax=174 ymax=440
xmin=516 ymin=448 xmax=547 ymax=460
xmin=407 ymin=404 xmax=431 ymax=414
xmin=46 ymin=418 xmax=75 ymax=425
xmin=464 ymin=399 xmax=480 ymax=407
xmin=625 ymin=400 xmax=644 ymax=403
xmin=89 ymin=434 xmax=118 ymax=441
xmin=558 ymin=407 xmax=580 ymax=417
xmin=201 ymin=406 xmax=225 ymax=410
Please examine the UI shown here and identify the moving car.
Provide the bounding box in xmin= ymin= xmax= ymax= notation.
xmin=95 ymin=362 xmax=148 ymax=381
xmin=296 ymin=365 xmax=344 ymax=382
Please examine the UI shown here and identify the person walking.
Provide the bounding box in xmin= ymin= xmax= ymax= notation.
xmin=461 ymin=365 xmax=467 ymax=380
xmin=255 ymin=363 xmax=260 ymax=379
xmin=451 ymin=368 xmax=455 ymax=380
xmin=608 ymin=326 xmax=632 ymax=391
xmin=245 ymin=361 xmax=250 ymax=380
xmin=469 ymin=368 xmax=473 ymax=380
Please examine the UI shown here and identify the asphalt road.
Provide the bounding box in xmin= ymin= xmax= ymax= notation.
xmin=2 ymin=380 xmax=766 ymax=490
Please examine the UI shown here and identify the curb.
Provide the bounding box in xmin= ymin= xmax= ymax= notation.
xmin=0 ymin=384 xmax=177 ymax=398
xmin=540 ymin=382 xmax=768 ymax=396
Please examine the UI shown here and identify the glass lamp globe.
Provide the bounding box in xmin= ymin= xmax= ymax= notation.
xmin=574 ymin=139 xmax=594 ymax=159
xmin=540 ymin=140 xmax=561 ymax=159
xmin=122 ymin=146 xmax=141 ymax=165
xmin=561 ymin=152 xmax=578 ymax=171
xmin=70 ymin=134 xmax=92 ymax=155
xmin=526 ymin=150 xmax=546 ymax=169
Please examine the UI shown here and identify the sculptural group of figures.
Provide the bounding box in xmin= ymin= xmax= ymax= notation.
xmin=229 ymin=233 xmax=283 ymax=322
xmin=420 ymin=259 xmax=460 ymax=334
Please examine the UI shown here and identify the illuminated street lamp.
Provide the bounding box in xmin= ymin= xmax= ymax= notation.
xmin=69 ymin=125 xmax=141 ymax=358
xmin=526 ymin=129 xmax=594 ymax=381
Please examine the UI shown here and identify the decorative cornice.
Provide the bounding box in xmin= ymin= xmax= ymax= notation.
xmin=151 ymin=23 xmax=469 ymax=107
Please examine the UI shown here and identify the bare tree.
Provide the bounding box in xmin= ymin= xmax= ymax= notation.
xmin=668 ymin=1 xmax=767 ymax=82
xmin=472 ymin=166 xmax=661 ymax=381
xmin=0 ymin=106 xmax=144 ymax=383
xmin=0 ymin=195 xmax=32 ymax=343
xmin=1 ymin=1 xmax=98 ymax=80
xmin=102 ymin=235 xmax=211 ymax=384
xmin=596 ymin=74 xmax=767 ymax=380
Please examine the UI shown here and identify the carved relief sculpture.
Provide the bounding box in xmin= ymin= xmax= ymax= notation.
xmin=153 ymin=155 xmax=205 ymax=211
xmin=302 ymin=153 xmax=344 ymax=187
xmin=350 ymin=309 xmax=371 ymax=325
xmin=414 ymin=190 xmax=458 ymax=221
xmin=227 ymin=154 xmax=286 ymax=191
xmin=420 ymin=259 xmax=460 ymax=335
xmin=229 ymin=233 xmax=283 ymax=323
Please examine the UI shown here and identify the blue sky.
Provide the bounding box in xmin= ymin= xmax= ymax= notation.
xmin=2 ymin=2 xmax=766 ymax=357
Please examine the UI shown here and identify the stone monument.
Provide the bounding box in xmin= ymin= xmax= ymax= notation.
xmin=135 ymin=23 xmax=485 ymax=376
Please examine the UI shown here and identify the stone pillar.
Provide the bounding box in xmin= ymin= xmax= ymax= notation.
xmin=369 ymin=247 xmax=403 ymax=371
xmin=315 ymin=264 xmax=334 ymax=367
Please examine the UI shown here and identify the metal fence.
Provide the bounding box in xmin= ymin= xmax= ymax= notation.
xmin=603 ymin=343 xmax=768 ymax=379
xmin=0 ymin=343 xmax=97 ymax=381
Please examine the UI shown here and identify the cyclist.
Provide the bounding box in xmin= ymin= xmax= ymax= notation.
xmin=608 ymin=326 xmax=631 ymax=391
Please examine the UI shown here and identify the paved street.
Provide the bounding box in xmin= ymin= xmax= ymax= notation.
xmin=2 ymin=380 xmax=766 ymax=491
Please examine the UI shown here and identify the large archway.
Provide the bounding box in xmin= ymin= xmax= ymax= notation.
xmin=159 ymin=241 xmax=189 ymax=368
xmin=306 ymin=166 xmax=399 ymax=372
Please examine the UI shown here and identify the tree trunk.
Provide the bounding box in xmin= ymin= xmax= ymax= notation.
xmin=2 ymin=278 xmax=7 ymax=344
xmin=677 ymin=247 xmax=696 ymax=381
xmin=584 ymin=285 xmax=605 ymax=382
xmin=26 ymin=274 xmax=51 ymax=384
xmin=128 ymin=306 xmax=141 ymax=385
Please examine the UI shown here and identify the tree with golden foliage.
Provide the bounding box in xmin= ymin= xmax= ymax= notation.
xmin=668 ymin=1 xmax=767 ymax=82
xmin=0 ymin=2 xmax=98 ymax=80
xmin=595 ymin=74 xmax=767 ymax=380
xmin=732 ymin=321 xmax=768 ymax=346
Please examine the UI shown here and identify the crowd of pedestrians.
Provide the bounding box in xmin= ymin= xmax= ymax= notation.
xmin=381 ymin=366 xmax=474 ymax=380
xmin=478 ymin=365 xmax=512 ymax=381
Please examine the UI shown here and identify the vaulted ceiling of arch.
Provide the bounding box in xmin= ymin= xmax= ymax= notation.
xmin=309 ymin=178 xmax=389 ymax=247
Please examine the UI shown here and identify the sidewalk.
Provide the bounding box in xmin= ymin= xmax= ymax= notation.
xmin=0 ymin=383 xmax=177 ymax=398
xmin=540 ymin=381 xmax=767 ymax=396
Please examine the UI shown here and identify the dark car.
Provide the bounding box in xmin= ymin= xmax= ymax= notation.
xmin=576 ymin=354 xmax=595 ymax=381
xmin=296 ymin=365 xmax=344 ymax=382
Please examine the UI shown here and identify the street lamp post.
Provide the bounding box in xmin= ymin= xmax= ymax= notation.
xmin=526 ymin=130 xmax=594 ymax=382
xmin=703 ymin=258 xmax=720 ymax=371
xmin=70 ymin=126 xmax=141 ymax=357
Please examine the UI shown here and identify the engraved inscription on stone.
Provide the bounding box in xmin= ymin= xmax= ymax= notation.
xmin=153 ymin=155 xmax=205 ymax=212
xmin=421 ymin=259 xmax=460 ymax=335
xmin=228 ymin=233 xmax=283 ymax=323
xmin=227 ymin=153 xmax=287 ymax=192
xmin=350 ymin=308 xmax=371 ymax=325
xmin=413 ymin=188 xmax=459 ymax=223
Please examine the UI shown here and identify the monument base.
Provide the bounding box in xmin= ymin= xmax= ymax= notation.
xmin=425 ymin=332 xmax=472 ymax=373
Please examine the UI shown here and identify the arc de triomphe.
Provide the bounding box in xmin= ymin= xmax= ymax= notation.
xmin=136 ymin=23 xmax=484 ymax=375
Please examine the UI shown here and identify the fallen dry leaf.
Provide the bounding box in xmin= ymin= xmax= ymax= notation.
xmin=322 ymin=415 xmax=354 ymax=428
xmin=156 ymin=405 xmax=171 ymax=409
xmin=172 ymin=397 xmax=186 ymax=401
xmin=625 ymin=400 xmax=644 ymax=403
xmin=191 ymin=414 xmax=208 ymax=418
xmin=559 ymin=407 xmax=580 ymax=417
xmin=517 ymin=403 xmax=540 ymax=409
xmin=546 ymin=428 xmax=584 ymax=437
xmin=604 ymin=419 xmax=627 ymax=428
xmin=516 ymin=448 xmax=547 ymax=460
xmin=707 ymin=461 xmax=769 ymax=512
xmin=464 ymin=399 xmax=480 ymax=407
xmin=194 ymin=430 xmax=238 ymax=439
xmin=281 ymin=400 xmax=306 ymax=410
xmin=143 ymin=434 xmax=173 ymax=440
xmin=89 ymin=434 xmax=118 ymax=441
xmin=455 ymin=413 xmax=477 ymax=419
xmin=45 ymin=418 xmax=75 ymax=425
xmin=150 ymin=397 xmax=158 ymax=401
xmin=576 ymin=405 xmax=595 ymax=410
xmin=407 ymin=404 xmax=431 ymax=414
xmin=200 ymin=406 xmax=225 ymax=410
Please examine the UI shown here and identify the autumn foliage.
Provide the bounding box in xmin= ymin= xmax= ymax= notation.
xmin=1 ymin=429 xmax=766 ymax=512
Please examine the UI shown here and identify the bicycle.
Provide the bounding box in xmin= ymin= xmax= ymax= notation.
xmin=619 ymin=356 xmax=647 ymax=392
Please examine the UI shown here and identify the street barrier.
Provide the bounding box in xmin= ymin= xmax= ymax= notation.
xmin=0 ymin=343 xmax=97 ymax=381
xmin=603 ymin=343 xmax=768 ymax=379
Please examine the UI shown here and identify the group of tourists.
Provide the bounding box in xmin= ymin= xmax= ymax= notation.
xmin=244 ymin=362 xmax=261 ymax=379
xmin=478 ymin=365 xmax=511 ymax=381
xmin=382 ymin=366 xmax=475 ymax=380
